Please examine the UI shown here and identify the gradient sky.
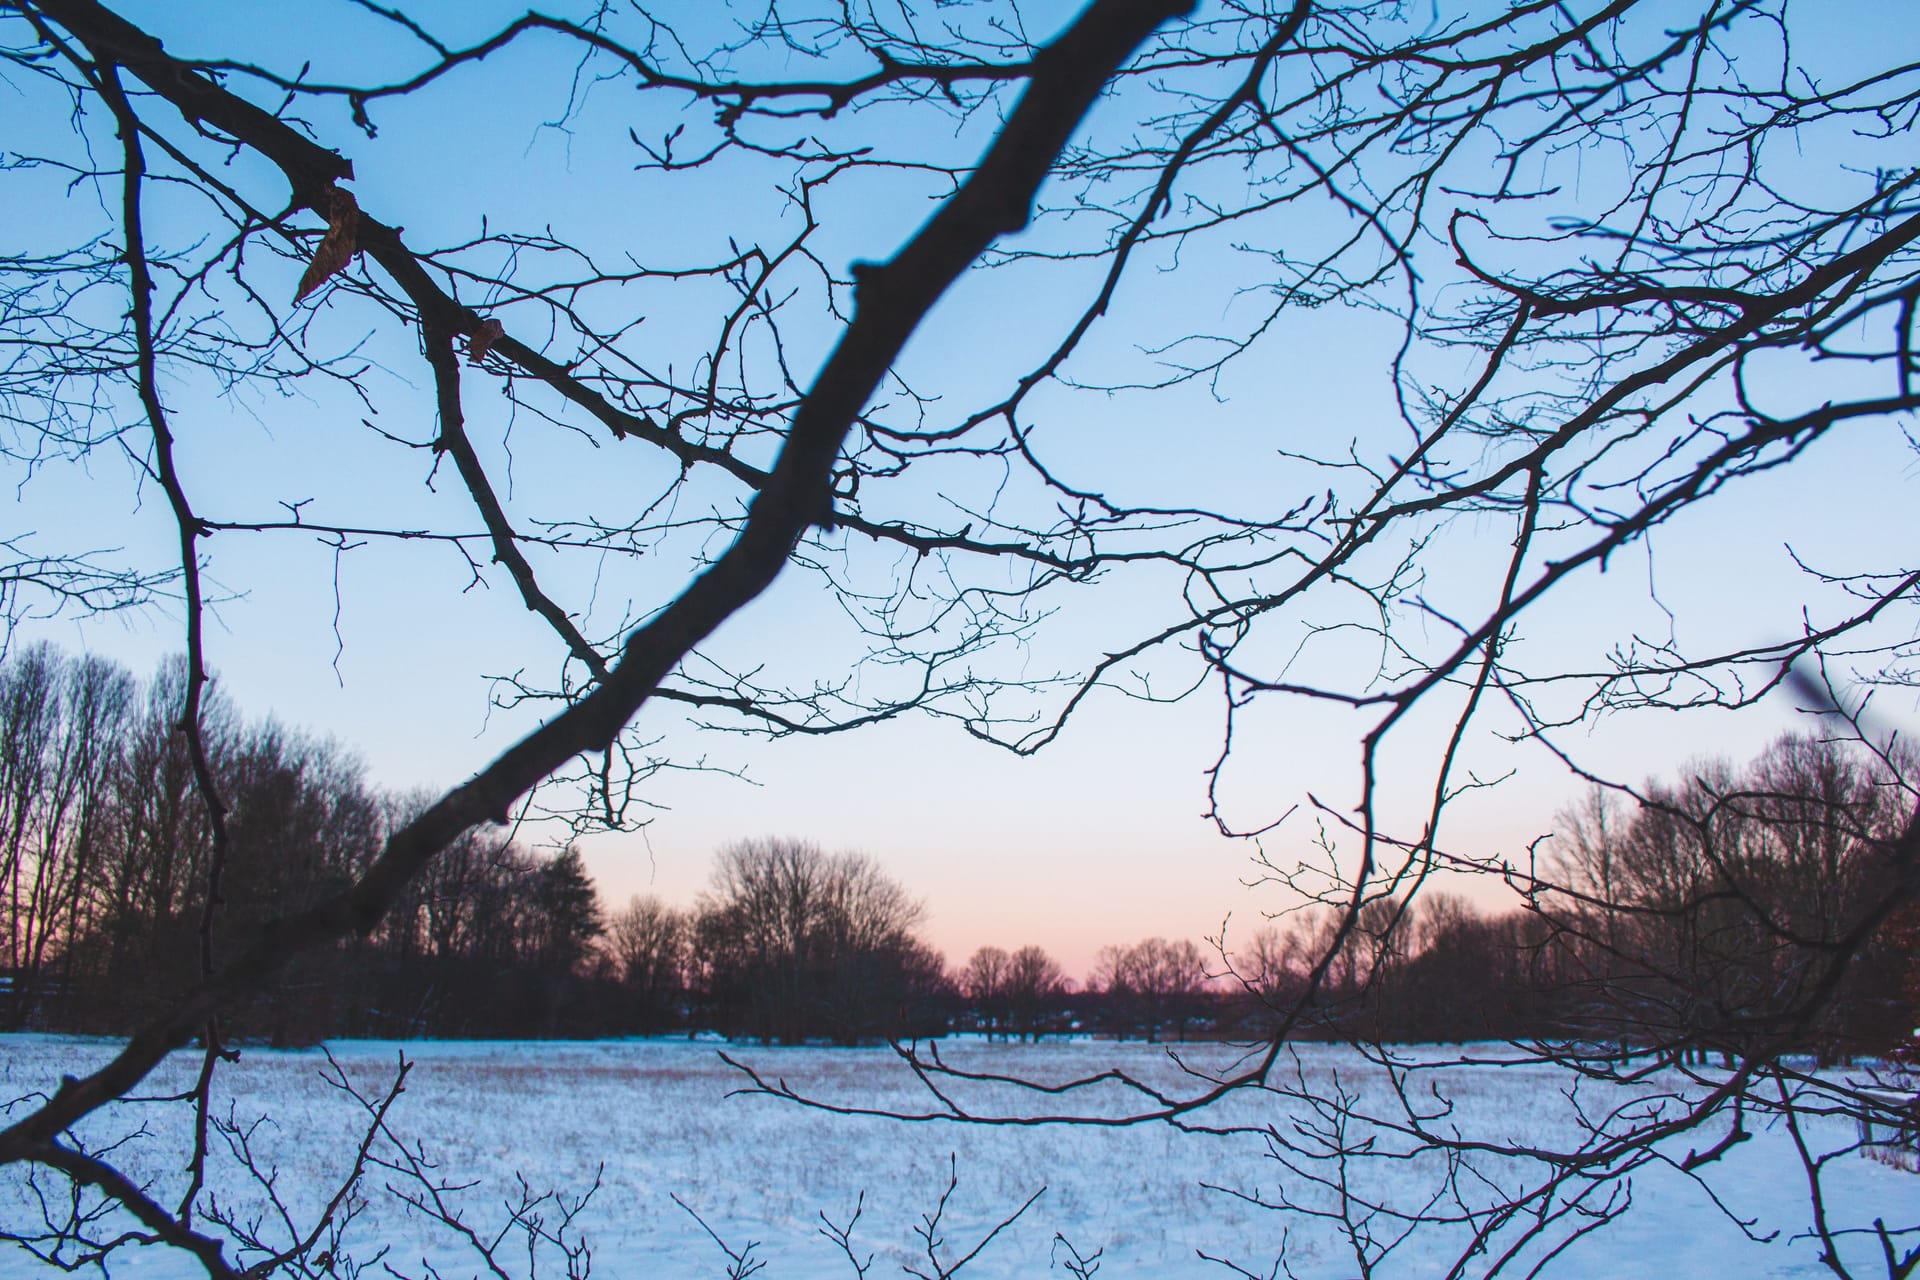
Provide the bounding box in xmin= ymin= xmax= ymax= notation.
xmin=9 ymin=0 xmax=1917 ymax=980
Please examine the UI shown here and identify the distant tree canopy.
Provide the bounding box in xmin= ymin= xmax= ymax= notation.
xmin=0 ymin=648 xmax=959 ymax=1045
xmin=3 ymin=640 xmax=1911 ymax=1057
xmin=1092 ymin=937 xmax=1210 ymax=1042
xmin=694 ymin=837 xmax=946 ymax=1044
xmin=1545 ymin=734 xmax=1917 ymax=1065
xmin=0 ymin=645 xmax=612 ymax=1041
xmin=1200 ymin=734 xmax=1920 ymax=1059
xmin=605 ymin=893 xmax=691 ymax=1033
xmin=958 ymin=943 xmax=1072 ymax=1041
xmin=0 ymin=643 xmax=383 ymax=1041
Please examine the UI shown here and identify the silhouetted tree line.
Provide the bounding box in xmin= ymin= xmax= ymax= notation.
xmin=1539 ymin=734 xmax=1917 ymax=1066
xmin=3 ymin=642 xmax=1912 ymax=1055
xmin=689 ymin=838 xmax=949 ymax=1044
xmin=1210 ymin=901 xmax=1576 ymax=1046
xmin=964 ymin=735 xmax=1918 ymax=1058
xmin=1208 ymin=735 xmax=1919 ymax=1062
xmin=0 ymin=646 xmax=950 ymax=1043
xmin=0 ymin=644 xmax=617 ymax=1042
xmin=955 ymin=943 xmax=1072 ymax=1041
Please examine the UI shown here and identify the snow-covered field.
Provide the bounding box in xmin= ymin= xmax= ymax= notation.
xmin=2 ymin=1035 xmax=1913 ymax=1278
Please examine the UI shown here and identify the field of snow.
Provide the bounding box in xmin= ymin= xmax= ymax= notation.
xmin=2 ymin=1034 xmax=1914 ymax=1278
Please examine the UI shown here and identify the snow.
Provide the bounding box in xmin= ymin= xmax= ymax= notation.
xmin=1 ymin=1035 xmax=1913 ymax=1278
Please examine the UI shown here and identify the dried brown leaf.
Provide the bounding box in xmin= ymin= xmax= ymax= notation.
xmin=467 ymin=318 xmax=505 ymax=364
xmin=294 ymin=187 xmax=360 ymax=304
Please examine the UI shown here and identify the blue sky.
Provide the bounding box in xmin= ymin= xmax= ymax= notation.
xmin=7 ymin=0 xmax=1918 ymax=977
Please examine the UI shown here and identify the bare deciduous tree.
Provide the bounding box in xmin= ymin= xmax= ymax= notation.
xmin=958 ymin=946 xmax=1011 ymax=1040
xmin=606 ymin=893 xmax=691 ymax=1033
xmin=1547 ymin=733 xmax=1917 ymax=1068
xmin=1003 ymin=945 xmax=1069 ymax=1043
xmin=0 ymin=644 xmax=132 ymax=1027
xmin=959 ymin=943 xmax=1070 ymax=1040
xmin=697 ymin=837 xmax=939 ymax=1044
xmin=1092 ymin=936 xmax=1210 ymax=1041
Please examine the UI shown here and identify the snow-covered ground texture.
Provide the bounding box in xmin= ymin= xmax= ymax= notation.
xmin=2 ymin=1034 xmax=1913 ymax=1279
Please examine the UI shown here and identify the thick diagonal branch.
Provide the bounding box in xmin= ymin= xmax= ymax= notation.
xmin=0 ymin=0 xmax=1199 ymax=1164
